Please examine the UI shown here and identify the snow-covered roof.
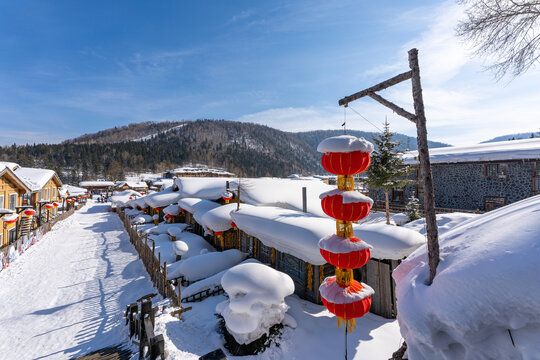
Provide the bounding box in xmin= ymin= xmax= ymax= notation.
xmin=0 ymin=161 xmax=20 ymax=171
xmin=60 ymin=185 xmax=87 ymax=197
xmin=177 ymin=198 xmax=219 ymax=215
xmin=403 ymin=212 xmax=479 ymax=236
xmin=199 ymin=203 xmax=244 ymax=232
xmin=14 ymin=167 xmax=60 ymax=192
xmin=79 ymin=181 xmax=114 ymax=187
xmin=110 ymin=189 xmax=142 ymax=207
xmin=230 ymin=178 xmax=336 ymax=217
xmin=144 ymin=187 xmax=181 ymax=208
xmin=352 ymin=224 xmax=425 ymax=260
xmin=230 ymin=206 xmax=335 ymax=265
xmin=116 ymin=181 xmax=148 ymax=189
xmin=165 ymin=166 xmax=235 ymax=176
xmin=393 ymin=195 xmax=540 ymax=359
xmin=404 ymin=137 xmax=540 ymax=165
xmin=175 ymin=177 xmax=231 ymax=200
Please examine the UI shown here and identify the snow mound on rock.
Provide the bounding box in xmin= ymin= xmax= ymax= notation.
xmin=393 ymin=195 xmax=540 ymax=360
xmin=216 ymin=262 xmax=295 ymax=345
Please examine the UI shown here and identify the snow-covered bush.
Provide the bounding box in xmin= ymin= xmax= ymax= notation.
xmin=405 ymin=196 xmax=421 ymax=222
xmin=394 ymin=195 xmax=540 ymax=359
xmin=216 ymin=263 xmax=295 ymax=347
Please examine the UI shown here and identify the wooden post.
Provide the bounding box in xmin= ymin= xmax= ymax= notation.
xmin=302 ymin=187 xmax=307 ymax=213
xmin=408 ymin=48 xmax=439 ymax=285
xmin=338 ymin=48 xmax=440 ymax=285
xmin=236 ymin=184 xmax=241 ymax=211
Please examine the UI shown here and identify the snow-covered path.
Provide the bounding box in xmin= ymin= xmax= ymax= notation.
xmin=0 ymin=201 xmax=156 ymax=360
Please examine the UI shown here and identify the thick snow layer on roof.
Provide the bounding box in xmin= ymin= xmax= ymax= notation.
xmin=110 ymin=190 xmax=142 ymax=208
xmin=404 ymin=137 xmax=540 ymax=165
xmin=147 ymin=233 xmax=178 ymax=265
xmin=62 ymin=185 xmax=88 ymax=197
xmin=216 ymin=262 xmax=295 ymax=344
xmin=317 ymin=135 xmax=374 ymax=154
xmin=14 ymin=167 xmax=56 ymax=191
xmin=133 ymin=197 xmax=148 ymax=209
xmin=0 ymin=161 xmax=20 ymax=171
xmin=153 ymin=178 xmax=175 ymax=191
xmin=132 ymin=214 xmax=153 ymax=224
xmin=230 ymin=178 xmax=335 ymax=217
xmin=117 ymin=181 xmax=148 ymax=189
xmin=173 ymin=232 xmax=215 ymax=259
xmin=393 ymin=195 xmax=540 ymax=359
xmin=144 ymin=188 xmax=181 ymax=208
xmin=79 ymin=181 xmax=114 ymax=187
xmin=403 ymin=212 xmax=479 ymax=236
xmin=178 ymin=198 xmax=219 ymax=215
xmin=199 ymin=203 xmax=245 ymax=232
xmin=144 ymin=223 xmax=188 ymax=235
xmin=181 ymin=259 xmax=260 ymax=299
xmin=352 ymin=224 xmax=425 ymax=260
xmin=230 ymin=206 xmax=336 ymax=265
xmin=163 ymin=204 xmax=180 ymax=216
xmin=175 ymin=177 xmax=231 ymax=200
xmin=176 ymin=249 xmax=247 ymax=281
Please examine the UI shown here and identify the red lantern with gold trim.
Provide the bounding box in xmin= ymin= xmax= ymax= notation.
xmin=321 ymin=193 xmax=371 ymax=222
xmin=23 ymin=209 xmax=36 ymax=217
xmin=321 ymin=151 xmax=371 ymax=175
xmin=45 ymin=204 xmax=54 ymax=209
xmin=2 ymin=213 xmax=18 ymax=224
xmin=320 ymin=277 xmax=373 ymax=320
xmin=231 ymin=221 xmax=237 ymax=230
xmin=319 ymin=235 xmax=371 ymax=269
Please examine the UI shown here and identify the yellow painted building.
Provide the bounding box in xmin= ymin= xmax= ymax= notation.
xmin=0 ymin=167 xmax=31 ymax=248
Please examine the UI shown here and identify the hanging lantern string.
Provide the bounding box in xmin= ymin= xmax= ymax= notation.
xmin=342 ymin=106 xmax=347 ymax=135
xmin=345 ymin=325 xmax=348 ymax=360
xmin=347 ymin=104 xmax=384 ymax=133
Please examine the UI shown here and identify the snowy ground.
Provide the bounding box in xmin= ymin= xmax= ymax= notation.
xmin=0 ymin=201 xmax=158 ymax=359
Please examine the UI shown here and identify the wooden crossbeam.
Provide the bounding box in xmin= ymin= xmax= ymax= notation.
xmin=338 ymin=70 xmax=412 ymax=106
xmin=367 ymin=92 xmax=417 ymax=123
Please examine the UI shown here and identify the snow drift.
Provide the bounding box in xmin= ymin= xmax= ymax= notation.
xmin=393 ymin=195 xmax=540 ymax=359
xmin=216 ymin=262 xmax=295 ymax=344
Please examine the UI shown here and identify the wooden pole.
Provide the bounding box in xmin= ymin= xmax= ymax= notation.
xmin=337 ymin=48 xmax=440 ymax=285
xmin=408 ymin=48 xmax=439 ymax=284
xmin=302 ymin=187 xmax=307 ymax=213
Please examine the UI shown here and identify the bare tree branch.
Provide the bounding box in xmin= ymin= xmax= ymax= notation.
xmin=457 ymin=0 xmax=540 ymax=79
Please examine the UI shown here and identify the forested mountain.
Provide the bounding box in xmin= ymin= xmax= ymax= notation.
xmin=0 ymin=120 xmax=450 ymax=184
xmin=480 ymin=131 xmax=539 ymax=143
xmin=295 ymin=130 xmax=449 ymax=151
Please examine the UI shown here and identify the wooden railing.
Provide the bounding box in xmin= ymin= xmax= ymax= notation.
xmin=125 ymin=294 xmax=165 ymax=360
xmin=372 ymin=201 xmax=483 ymax=215
xmin=118 ymin=210 xmax=180 ymax=307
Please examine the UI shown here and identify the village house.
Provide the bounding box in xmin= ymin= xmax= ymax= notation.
xmin=0 ymin=164 xmax=31 ymax=248
xmin=79 ymin=180 xmax=114 ymax=194
xmin=114 ymin=181 xmax=148 ymax=193
xmin=381 ymin=138 xmax=540 ymax=211
xmin=162 ymin=166 xmax=235 ymax=178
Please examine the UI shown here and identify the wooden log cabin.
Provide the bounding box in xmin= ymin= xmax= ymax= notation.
xmin=0 ymin=165 xmax=31 ymax=249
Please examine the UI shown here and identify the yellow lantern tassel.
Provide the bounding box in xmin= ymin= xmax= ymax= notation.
xmin=337 ymin=317 xmax=356 ymax=332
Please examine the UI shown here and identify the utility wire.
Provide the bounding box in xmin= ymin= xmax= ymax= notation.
xmin=347 ymin=105 xmax=384 ymax=133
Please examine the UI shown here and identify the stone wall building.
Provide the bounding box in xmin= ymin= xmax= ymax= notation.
xmin=369 ymin=138 xmax=540 ymax=212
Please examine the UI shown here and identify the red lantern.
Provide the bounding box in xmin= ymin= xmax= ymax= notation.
xmin=222 ymin=191 xmax=233 ymax=201
xmin=129 ymin=196 xmax=133 ymax=200
xmin=23 ymin=209 xmax=36 ymax=217
xmin=53 ymin=202 xmax=60 ymax=207
xmin=231 ymin=221 xmax=237 ymax=230
xmin=77 ymin=197 xmax=81 ymax=200
xmin=321 ymin=194 xmax=371 ymax=222
xmin=320 ymin=277 xmax=372 ymax=320
xmin=45 ymin=204 xmax=54 ymax=209
xmin=319 ymin=235 xmax=371 ymax=269
xmin=155 ymin=207 xmax=161 ymax=212
xmin=180 ymin=209 xmax=185 ymax=214
xmin=321 ymin=151 xmax=371 ymax=175
xmin=215 ymin=231 xmax=223 ymax=237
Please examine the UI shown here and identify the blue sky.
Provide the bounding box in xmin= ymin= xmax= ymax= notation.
xmin=0 ymin=0 xmax=539 ymax=146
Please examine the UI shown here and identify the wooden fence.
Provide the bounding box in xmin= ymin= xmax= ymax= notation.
xmin=125 ymin=295 xmax=165 ymax=360
xmin=118 ymin=211 xmax=180 ymax=307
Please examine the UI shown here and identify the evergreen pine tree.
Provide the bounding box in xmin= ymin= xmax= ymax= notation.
xmin=406 ymin=195 xmax=422 ymax=222
xmin=365 ymin=120 xmax=414 ymax=224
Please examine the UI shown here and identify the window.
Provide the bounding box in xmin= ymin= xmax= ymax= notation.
xmin=52 ymin=188 xmax=56 ymax=199
xmin=8 ymin=228 xmax=17 ymax=244
xmin=485 ymin=163 xmax=507 ymax=178
xmin=0 ymin=233 xmax=3 ymax=247
xmin=484 ymin=196 xmax=506 ymax=211
xmin=8 ymin=193 xmax=17 ymax=211
xmin=39 ymin=189 xmax=43 ymax=201
xmin=0 ymin=195 xmax=4 ymax=209
xmin=392 ymin=188 xmax=405 ymax=203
